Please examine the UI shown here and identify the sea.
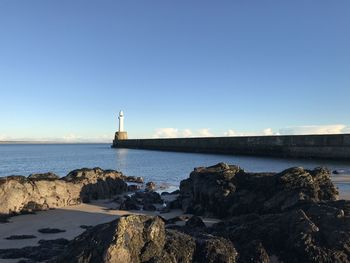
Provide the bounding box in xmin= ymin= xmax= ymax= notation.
xmin=1 ymin=143 xmax=350 ymax=192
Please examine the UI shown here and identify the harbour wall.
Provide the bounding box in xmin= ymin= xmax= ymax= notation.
xmin=112 ymin=134 xmax=350 ymax=160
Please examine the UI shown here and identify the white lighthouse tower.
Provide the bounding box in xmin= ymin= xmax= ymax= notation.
xmin=118 ymin=110 xmax=124 ymax=132
xmin=113 ymin=110 xmax=128 ymax=144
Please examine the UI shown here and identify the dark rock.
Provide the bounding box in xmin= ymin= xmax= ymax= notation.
xmin=186 ymin=216 xmax=206 ymax=228
xmin=38 ymin=228 xmax=66 ymax=234
xmin=5 ymin=235 xmax=36 ymax=240
xmin=125 ymin=176 xmax=144 ymax=183
xmin=56 ymin=214 xmax=238 ymax=263
xmin=133 ymin=191 xmax=163 ymax=204
xmin=119 ymin=196 xmax=140 ymax=210
xmin=127 ymin=184 xmax=141 ymax=192
xmin=193 ymin=233 xmax=237 ymax=263
xmin=145 ymin=181 xmax=156 ymax=191
xmin=57 ymin=215 xmax=166 ymax=262
xmin=28 ymin=172 xmax=60 ymax=180
xmin=160 ymin=229 xmax=196 ymax=262
xmin=177 ymin=163 xmax=338 ymax=218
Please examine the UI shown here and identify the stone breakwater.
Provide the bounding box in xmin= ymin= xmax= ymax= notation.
xmin=0 ymin=168 xmax=142 ymax=217
xmin=112 ymin=134 xmax=350 ymax=160
xmin=1 ymin=163 xmax=350 ymax=262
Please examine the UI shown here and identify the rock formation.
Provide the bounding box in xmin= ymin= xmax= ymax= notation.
xmin=0 ymin=167 xmax=129 ymax=216
xmin=177 ymin=163 xmax=338 ymax=217
xmin=1 ymin=163 xmax=349 ymax=263
xmin=57 ymin=214 xmax=237 ymax=263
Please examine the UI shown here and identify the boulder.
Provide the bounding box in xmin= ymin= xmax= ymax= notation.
xmin=57 ymin=215 xmax=237 ymax=263
xmin=185 ymin=216 xmax=206 ymax=228
xmin=145 ymin=181 xmax=156 ymax=192
xmin=28 ymin=172 xmax=60 ymax=180
xmin=177 ymin=163 xmax=338 ymax=217
xmin=125 ymin=176 xmax=144 ymax=183
xmin=127 ymin=184 xmax=142 ymax=192
xmin=210 ymin=200 xmax=350 ymax=263
xmin=57 ymin=215 xmax=166 ymax=263
xmin=0 ymin=168 xmax=128 ymax=216
xmin=119 ymin=196 xmax=140 ymax=210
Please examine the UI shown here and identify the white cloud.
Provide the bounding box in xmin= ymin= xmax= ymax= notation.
xmin=197 ymin=128 xmax=213 ymax=137
xmin=0 ymin=134 xmax=9 ymax=141
xmin=224 ymin=128 xmax=279 ymax=137
xmin=224 ymin=124 xmax=349 ymax=137
xmin=182 ymin=129 xmax=193 ymax=137
xmin=279 ymin=125 xmax=347 ymax=135
xmin=224 ymin=129 xmax=236 ymax=136
xmin=153 ymin=128 xmax=214 ymax=138
xmin=153 ymin=128 xmax=180 ymax=138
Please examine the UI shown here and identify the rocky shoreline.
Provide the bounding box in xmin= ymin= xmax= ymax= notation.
xmin=1 ymin=163 xmax=350 ymax=262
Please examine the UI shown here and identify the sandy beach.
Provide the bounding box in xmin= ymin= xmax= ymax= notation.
xmin=0 ymin=196 xmax=220 ymax=252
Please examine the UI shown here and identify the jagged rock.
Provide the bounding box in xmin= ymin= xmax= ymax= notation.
xmin=38 ymin=228 xmax=66 ymax=234
xmin=57 ymin=215 xmax=166 ymax=262
xmin=193 ymin=233 xmax=237 ymax=263
xmin=146 ymin=181 xmax=156 ymax=191
xmin=177 ymin=163 xmax=338 ymax=218
xmin=28 ymin=172 xmax=60 ymax=180
xmin=125 ymin=176 xmax=144 ymax=183
xmin=160 ymin=229 xmax=196 ymax=262
xmin=119 ymin=196 xmax=140 ymax=210
xmin=0 ymin=168 xmax=128 ymax=216
xmin=186 ymin=216 xmax=206 ymax=228
xmin=134 ymin=191 xmax=163 ymax=204
xmin=127 ymin=184 xmax=141 ymax=192
xmin=210 ymin=200 xmax=350 ymax=263
xmin=57 ymin=215 xmax=237 ymax=263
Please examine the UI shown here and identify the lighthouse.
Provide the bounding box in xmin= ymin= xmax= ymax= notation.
xmin=118 ymin=110 xmax=124 ymax=132
xmin=113 ymin=110 xmax=128 ymax=143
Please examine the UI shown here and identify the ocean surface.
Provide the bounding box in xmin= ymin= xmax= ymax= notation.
xmin=1 ymin=143 xmax=350 ymax=191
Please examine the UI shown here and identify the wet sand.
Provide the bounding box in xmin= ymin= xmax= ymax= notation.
xmin=0 ymin=197 xmax=220 ymax=253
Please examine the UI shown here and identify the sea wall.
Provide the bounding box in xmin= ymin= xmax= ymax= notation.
xmin=112 ymin=134 xmax=350 ymax=160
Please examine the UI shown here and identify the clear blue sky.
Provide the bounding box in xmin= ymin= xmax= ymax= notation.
xmin=0 ymin=1 xmax=349 ymax=141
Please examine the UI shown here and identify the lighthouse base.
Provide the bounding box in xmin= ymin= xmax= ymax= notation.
xmin=114 ymin=131 xmax=128 ymax=142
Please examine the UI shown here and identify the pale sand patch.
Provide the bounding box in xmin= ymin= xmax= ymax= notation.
xmin=0 ymin=199 xmax=184 ymax=250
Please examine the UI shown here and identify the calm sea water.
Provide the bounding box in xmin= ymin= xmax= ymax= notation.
xmin=1 ymin=144 xmax=350 ymax=190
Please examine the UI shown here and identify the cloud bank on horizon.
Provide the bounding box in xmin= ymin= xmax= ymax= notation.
xmin=152 ymin=124 xmax=350 ymax=138
xmin=1 ymin=125 xmax=350 ymax=142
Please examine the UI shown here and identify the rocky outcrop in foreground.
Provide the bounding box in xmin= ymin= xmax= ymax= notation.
xmin=1 ymin=163 xmax=350 ymax=263
xmin=176 ymin=163 xmax=338 ymax=217
xmin=57 ymin=214 xmax=237 ymax=263
xmin=0 ymin=168 xmax=130 ymax=216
